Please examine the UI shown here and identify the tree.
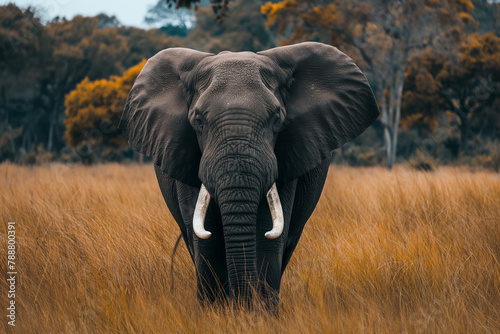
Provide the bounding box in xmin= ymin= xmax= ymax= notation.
xmin=404 ymin=32 xmax=500 ymax=153
xmin=40 ymin=16 xmax=181 ymax=154
xmin=96 ymin=13 xmax=120 ymax=28
xmin=0 ymin=4 xmax=44 ymax=160
xmin=441 ymin=32 xmax=500 ymax=152
xmin=116 ymin=26 xmax=185 ymax=68
xmin=262 ymin=0 xmax=475 ymax=168
xmin=0 ymin=4 xmax=184 ymax=162
xmin=38 ymin=16 xmax=128 ymax=153
xmin=64 ymin=60 xmax=146 ymax=157
xmin=187 ymin=0 xmax=275 ymax=53
xmin=401 ymin=49 xmax=444 ymax=131
xmin=145 ymin=0 xmax=197 ymax=36
xmin=471 ymin=0 xmax=500 ymax=34
xmin=162 ymin=0 xmax=232 ymax=22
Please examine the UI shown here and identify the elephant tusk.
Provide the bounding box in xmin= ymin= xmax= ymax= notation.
xmin=193 ymin=184 xmax=212 ymax=239
xmin=265 ymin=183 xmax=284 ymax=239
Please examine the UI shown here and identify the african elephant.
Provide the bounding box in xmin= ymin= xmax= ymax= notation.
xmin=119 ymin=42 xmax=379 ymax=311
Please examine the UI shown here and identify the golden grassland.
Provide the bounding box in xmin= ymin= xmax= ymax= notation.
xmin=1 ymin=163 xmax=499 ymax=333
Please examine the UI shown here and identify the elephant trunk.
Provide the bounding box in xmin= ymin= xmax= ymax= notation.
xmin=198 ymin=131 xmax=279 ymax=301
xmin=216 ymin=172 xmax=261 ymax=300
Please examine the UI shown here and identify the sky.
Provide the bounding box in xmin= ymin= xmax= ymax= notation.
xmin=2 ymin=0 xmax=161 ymax=28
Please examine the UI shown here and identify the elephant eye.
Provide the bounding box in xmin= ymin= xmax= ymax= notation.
xmin=194 ymin=113 xmax=204 ymax=130
xmin=272 ymin=112 xmax=282 ymax=131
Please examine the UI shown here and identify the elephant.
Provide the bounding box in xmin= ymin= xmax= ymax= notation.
xmin=119 ymin=42 xmax=379 ymax=311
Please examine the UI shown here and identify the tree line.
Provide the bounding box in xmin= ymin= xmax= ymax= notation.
xmin=0 ymin=4 xmax=184 ymax=162
xmin=262 ymin=0 xmax=499 ymax=170
xmin=1 ymin=0 xmax=499 ymax=170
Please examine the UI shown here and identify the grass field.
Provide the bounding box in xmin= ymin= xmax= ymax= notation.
xmin=1 ymin=163 xmax=499 ymax=333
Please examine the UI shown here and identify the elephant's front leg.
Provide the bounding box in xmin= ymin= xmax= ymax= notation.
xmin=256 ymin=179 xmax=297 ymax=312
xmin=175 ymin=182 xmax=229 ymax=303
xmin=193 ymin=203 xmax=229 ymax=303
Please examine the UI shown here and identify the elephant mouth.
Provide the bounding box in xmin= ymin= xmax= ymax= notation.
xmin=193 ymin=183 xmax=284 ymax=240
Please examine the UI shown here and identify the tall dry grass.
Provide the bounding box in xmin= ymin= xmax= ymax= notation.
xmin=1 ymin=163 xmax=499 ymax=333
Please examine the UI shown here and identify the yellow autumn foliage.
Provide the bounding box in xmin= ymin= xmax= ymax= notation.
xmin=64 ymin=59 xmax=147 ymax=149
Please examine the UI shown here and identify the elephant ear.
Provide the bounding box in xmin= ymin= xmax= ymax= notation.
xmin=258 ymin=42 xmax=379 ymax=182
xmin=119 ymin=48 xmax=213 ymax=187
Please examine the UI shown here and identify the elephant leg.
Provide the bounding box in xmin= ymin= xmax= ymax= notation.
xmin=155 ymin=166 xmax=228 ymax=302
xmin=154 ymin=165 xmax=195 ymax=261
xmin=256 ymin=179 xmax=297 ymax=311
xmin=281 ymin=158 xmax=331 ymax=274
xmin=192 ymin=203 xmax=229 ymax=303
xmin=173 ymin=181 xmax=229 ymax=303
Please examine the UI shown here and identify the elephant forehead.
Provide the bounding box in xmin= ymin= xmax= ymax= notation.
xmin=211 ymin=59 xmax=262 ymax=84
xmin=192 ymin=55 xmax=280 ymax=115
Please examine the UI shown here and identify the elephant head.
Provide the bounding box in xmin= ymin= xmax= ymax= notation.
xmin=120 ymin=42 xmax=379 ymax=302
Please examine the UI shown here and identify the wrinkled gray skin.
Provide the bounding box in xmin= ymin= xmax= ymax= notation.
xmin=120 ymin=42 xmax=379 ymax=311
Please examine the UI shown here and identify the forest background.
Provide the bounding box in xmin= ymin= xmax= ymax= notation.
xmin=1 ymin=0 xmax=499 ymax=171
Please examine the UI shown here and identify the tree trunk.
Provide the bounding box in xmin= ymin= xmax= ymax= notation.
xmin=384 ymin=127 xmax=393 ymax=169
xmin=6 ymin=113 xmax=16 ymax=154
xmin=390 ymin=63 xmax=406 ymax=167
xmin=53 ymin=112 xmax=62 ymax=153
xmin=380 ymin=93 xmax=393 ymax=169
xmin=460 ymin=113 xmax=468 ymax=154
xmin=8 ymin=124 xmax=15 ymax=154
xmin=47 ymin=116 xmax=54 ymax=152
